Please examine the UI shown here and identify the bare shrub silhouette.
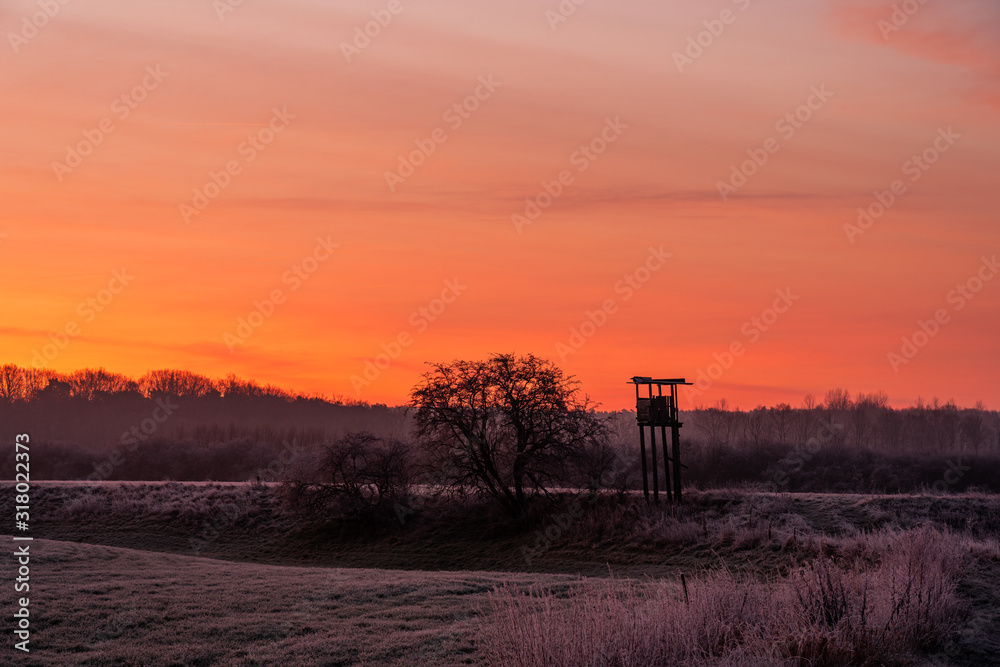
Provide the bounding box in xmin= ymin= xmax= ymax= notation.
xmin=283 ymin=431 xmax=414 ymax=522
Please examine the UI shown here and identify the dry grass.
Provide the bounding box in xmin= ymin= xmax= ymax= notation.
xmin=8 ymin=484 xmax=1000 ymax=665
xmin=481 ymin=527 xmax=982 ymax=667
xmin=0 ymin=536 xmax=595 ymax=666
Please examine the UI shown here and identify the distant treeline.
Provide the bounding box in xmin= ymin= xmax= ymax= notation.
xmin=0 ymin=365 xmax=408 ymax=481
xmin=684 ymin=388 xmax=998 ymax=455
xmin=607 ymin=389 xmax=1000 ymax=494
xmin=0 ymin=364 xmax=356 ymax=405
xmin=1 ymin=365 xmax=997 ymax=492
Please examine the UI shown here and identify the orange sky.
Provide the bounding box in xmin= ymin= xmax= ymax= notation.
xmin=2 ymin=0 xmax=998 ymax=410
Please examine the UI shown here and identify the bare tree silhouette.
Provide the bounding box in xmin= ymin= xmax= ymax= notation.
xmin=411 ymin=353 xmax=607 ymax=521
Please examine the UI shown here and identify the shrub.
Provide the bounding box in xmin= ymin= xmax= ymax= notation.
xmin=480 ymin=527 xmax=966 ymax=667
xmin=281 ymin=431 xmax=414 ymax=523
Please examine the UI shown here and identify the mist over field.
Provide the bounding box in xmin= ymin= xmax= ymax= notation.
xmin=3 ymin=365 xmax=998 ymax=494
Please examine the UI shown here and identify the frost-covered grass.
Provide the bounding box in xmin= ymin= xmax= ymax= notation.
xmin=482 ymin=527 xmax=998 ymax=666
xmin=1 ymin=536 xmax=593 ymax=666
xmin=7 ymin=484 xmax=1000 ymax=665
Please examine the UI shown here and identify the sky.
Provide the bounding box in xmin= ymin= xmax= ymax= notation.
xmin=1 ymin=0 xmax=998 ymax=410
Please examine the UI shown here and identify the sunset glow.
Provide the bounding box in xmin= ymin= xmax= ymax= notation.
xmin=3 ymin=0 xmax=998 ymax=409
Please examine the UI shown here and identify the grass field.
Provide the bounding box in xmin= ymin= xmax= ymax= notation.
xmin=3 ymin=483 xmax=999 ymax=665
xmin=1 ymin=536 xmax=595 ymax=666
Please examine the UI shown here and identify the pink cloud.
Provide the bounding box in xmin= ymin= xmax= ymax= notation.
xmin=828 ymin=0 xmax=1000 ymax=111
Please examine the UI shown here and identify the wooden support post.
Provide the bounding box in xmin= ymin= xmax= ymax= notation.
xmin=648 ymin=385 xmax=658 ymax=504
xmin=670 ymin=385 xmax=682 ymax=503
xmin=638 ymin=421 xmax=649 ymax=503
xmin=636 ymin=382 xmax=649 ymax=503
xmin=649 ymin=424 xmax=659 ymax=504
xmin=661 ymin=423 xmax=672 ymax=503
xmin=671 ymin=422 xmax=682 ymax=502
xmin=659 ymin=385 xmax=672 ymax=502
